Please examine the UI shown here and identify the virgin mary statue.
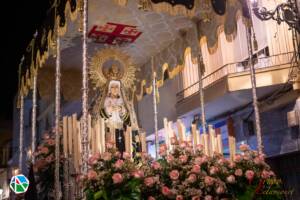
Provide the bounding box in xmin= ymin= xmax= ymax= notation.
xmin=90 ymin=59 xmax=140 ymax=154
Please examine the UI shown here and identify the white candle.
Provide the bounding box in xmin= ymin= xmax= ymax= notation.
xmin=216 ymin=128 xmax=223 ymax=154
xmin=191 ymin=124 xmax=197 ymax=150
xmin=100 ymin=118 xmax=106 ymax=153
xmin=140 ymin=132 xmax=147 ymax=153
xmin=163 ymin=118 xmax=170 ymax=151
xmin=63 ymin=116 xmax=68 ymax=157
xmin=203 ymin=133 xmax=209 ymax=156
xmin=67 ymin=116 xmax=73 ymax=156
xmin=177 ymin=119 xmax=186 ymax=142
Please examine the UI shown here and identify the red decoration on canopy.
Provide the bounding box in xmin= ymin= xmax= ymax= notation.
xmin=88 ymin=22 xmax=142 ymax=45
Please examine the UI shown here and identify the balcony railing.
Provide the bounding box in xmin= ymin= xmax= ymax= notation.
xmin=176 ymin=52 xmax=295 ymax=103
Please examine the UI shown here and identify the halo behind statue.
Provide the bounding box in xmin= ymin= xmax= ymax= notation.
xmin=90 ymin=48 xmax=137 ymax=90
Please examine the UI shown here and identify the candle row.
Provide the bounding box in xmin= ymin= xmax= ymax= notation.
xmin=63 ymin=114 xmax=148 ymax=171
xmin=163 ymin=118 xmax=224 ymax=156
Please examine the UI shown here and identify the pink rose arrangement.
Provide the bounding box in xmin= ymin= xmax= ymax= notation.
xmin=32 ymin=129 xmax=64 ymax=199
xmin=83 ymin=141 xmax=276 ymax=200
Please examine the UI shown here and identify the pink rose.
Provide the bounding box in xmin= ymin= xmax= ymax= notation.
xmin=41 ymin=147 xmax=49 ymax=154
xmin=192 ymin=165 xmax=201 ymax=174
xmin=102 ymin=152 xmax=112 ymax=161
xmin=217 ymin=158 xmax=227 ymax=165
xmin=187 ymin=141 xmax=193 ymax=147
xmin=87 ymin=170 xmax=97 ymax=180
xmin=43 ymin=133 xmax=50 ymax=139
xmin=45 ymin=155 xmax=54 ymax=163
xmin=176 ymin=195 xmax=184 ymax=200
xmin=132 ymin=170 xmax=144 ymax=178
xmin=46 ymin=139 xmax=55 ymax=146
xmin=169 ymin=170 xmax=180 ymax=180
xmin=159 ymin=144 xmax=167 ymax=156
xmin=235 ymin=169 xmax=243 ymax=176
xmin=106 ymin=142 xmax=114 ymax=149
xmin=187 ymin=174 xmax=197 ymax=183
xmin=123 ymin=152 xmax=131 ymax=159
xmin=261 ymin=170 xmax=271 ymax=179
xmin=226 ymin=175 xmax=236 ymax=183
xmin=229 ymin=161 xmax=236 ymax=169
xmin=204 ymin=195 xmax=213 ymax=200
xmin=186 ymin=147 xmax=193 ymax=153
xmin=259 ymin=154 xmax=265 ymax=161
xmin=194 ymin=157 xmax=202 ymax=165
xmin=196 ymin=144 xmax=203 ymax=150
xmin=115 ymin=151 xmax=121 ymax=158
xmin=179 ymin=142 xmax=187 ymax=148
xmin=112 ymin=173 xmax=123 ymax=184
xmin=216 ymin=186 xmax=225 ymax=194
xmin=234 ymin=154 xmax=242 ymax=162
xmin=239 ymin=144 xmax=249 ymax=151
xmin=151 ymin=161 xmax=161 ymax=170
xmin=166 ymin=155 xmax=174 ymax=163
xmin=269 ymin=171 xmax=275 ymax=177
xmin=162 ymin=186 xmax=171 ymax=196
xmin=114 ymin=159 xmax=124 ymax=169
xmin=192 ymin=196 xmax=200 ymax=200
xmin=209 ymin=166 xmax=219 ymax=175
xmin=245 ymin=170 xmax=255 ymax=181
xmin=144 ymin=177 xmax=155 ymax=187
xmin=254 ymin=157 xmax=262 ymax=165
xmin=148 ymin=196 xmax=155 ymax=200
xmin=171 ymin=137 xmax=177 ymax=145
xmin=204 ymin=176 xmax=214 ymax=186
xmin=88 ymin=153 xmax=100 ymax=165
xmin=179 ymin=155 xmax=188 ymax=163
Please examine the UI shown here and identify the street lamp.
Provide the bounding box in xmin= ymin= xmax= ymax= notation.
xmin=251 ymin=0 xmax=300 ymax=33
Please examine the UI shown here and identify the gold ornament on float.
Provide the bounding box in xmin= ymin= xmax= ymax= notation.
xmin=89 ymin=48 xmax=137 ymax=90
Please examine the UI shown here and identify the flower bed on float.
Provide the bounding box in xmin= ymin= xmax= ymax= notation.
xmin=32 ymin=130 xmax=64 ymax=199
xmin=82 ymin=141 xmax=283 ymax=200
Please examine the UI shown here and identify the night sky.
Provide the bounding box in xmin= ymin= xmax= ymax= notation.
xmin=1 ymin=1 xmax=49 ymax=121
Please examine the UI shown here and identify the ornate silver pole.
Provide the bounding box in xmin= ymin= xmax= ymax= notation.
xmin=81 ymin=0 xmax=89 ymax=175
xmin=152 ymin=72 xmax=159 ymax=159
xmin=19 ymin=94 xmax=24 ymax=171
xmin=152 ymin=57 xmax=159 ymax=159
xmin=246 ymin=3 xmax=263 ymax=154
xmin=194 ymin=21 xmax=207 ymax=135
xmin=197 ymin=54 xmax=207 ymax=134
xmin=55 ymin=33 xmax=62 ymax=200
xmin=31 ymin=73 xmax=37 ymax=163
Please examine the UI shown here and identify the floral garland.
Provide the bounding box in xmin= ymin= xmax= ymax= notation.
xmin=82 ymin=139 xmax=283 ymax=200
xmin=32 ymin=129 xmax=64 ymax=200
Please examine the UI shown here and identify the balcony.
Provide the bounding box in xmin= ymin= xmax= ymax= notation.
xmin=176 ymin=52 xmax=298 ymax=118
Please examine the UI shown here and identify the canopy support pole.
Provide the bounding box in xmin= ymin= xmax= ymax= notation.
xmin=152 ymin=57 xmax=159 ymax=159
xmin=81 ymin=0 xmax=89 ymax=176
xmin=197 ymin=54 xmax=207 ymax=135
xmin=246 ymin=4 xmax=263 ymax=154
xmin=194 ymin=21 xmax=207 ymax=135
xmin=19 ymin=95 xmax=24 ymax=171
xmin=31 ymin=73 xmax=37 ymax=163
xmin=55 ymin=31 xmax=62 ymax=200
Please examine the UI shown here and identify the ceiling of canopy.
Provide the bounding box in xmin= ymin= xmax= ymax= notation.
xmin=20 ymin=0 xmax=250 ymax=102
xmin=49 ymin=0 xmax=195 ymax=70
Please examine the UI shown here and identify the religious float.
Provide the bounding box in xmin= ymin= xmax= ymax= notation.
xmin=14 ymin=0 xmax=291 ymax=199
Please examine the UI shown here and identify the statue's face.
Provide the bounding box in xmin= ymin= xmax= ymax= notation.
xmin=110 ymin=83 xmax=120 ymax=96
xmin=111 ymin=65 xmax=119 ymax=74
